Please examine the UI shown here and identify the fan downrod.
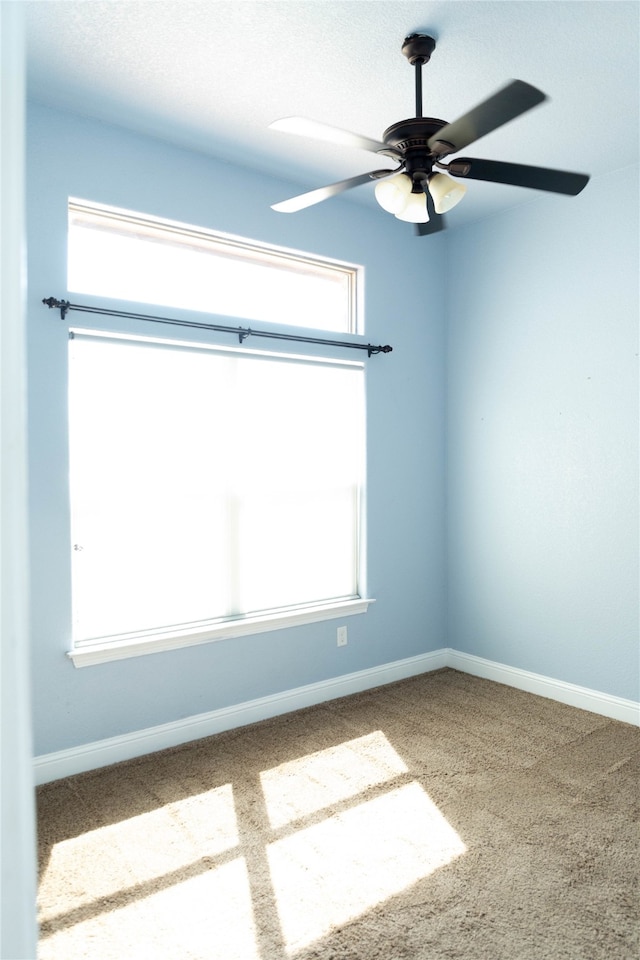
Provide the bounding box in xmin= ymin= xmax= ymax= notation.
xmin=401 ymin=34 xmax=436 ymax=65
xmin=384 ymin=34 xmax=446 ymax=168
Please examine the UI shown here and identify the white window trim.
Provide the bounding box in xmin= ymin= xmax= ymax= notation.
xmin=66 ymin=204 xmax=372 ymax=669
xmin=67 ymin=598 xmax=375 ymax=667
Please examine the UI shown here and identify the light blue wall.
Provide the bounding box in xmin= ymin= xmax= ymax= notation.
xmin=26 ymin=103 xmax=447 ymax=755
xmin=26 ymin=102 xmax=638 ymax=756
xmin=446 ymin=165 xmax=639 ymax=700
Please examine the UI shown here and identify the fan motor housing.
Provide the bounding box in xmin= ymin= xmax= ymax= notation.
xmin=383 ymin=117 xmax=450 ymax=179
xmin=383 ymin=117 xmax=447 ymax=150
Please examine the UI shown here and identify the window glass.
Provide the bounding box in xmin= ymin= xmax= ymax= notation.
xmin=68 ymin=201 xmax=360 ymax=333
xmin=69 ymin=331 xmax=365 ymax=645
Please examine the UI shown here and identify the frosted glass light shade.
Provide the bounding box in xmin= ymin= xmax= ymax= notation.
xmin=374 ymin=174 xmax=412 ymax=214
xmin=428 ymin=173 xmax=467 ymax=214
xmin=394 ymin=191 xmax=429 ymax=223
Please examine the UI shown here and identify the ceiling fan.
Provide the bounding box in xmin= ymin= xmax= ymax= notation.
xmin=270 ymin=34 xmax=590 ymax=235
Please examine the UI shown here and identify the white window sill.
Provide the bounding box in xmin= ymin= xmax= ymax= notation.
xmin=67 ymin=598 xmax=375 ymax=668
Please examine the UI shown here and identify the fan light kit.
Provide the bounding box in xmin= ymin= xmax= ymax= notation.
xmin=270 ymin=34 xmax=589 ymax=236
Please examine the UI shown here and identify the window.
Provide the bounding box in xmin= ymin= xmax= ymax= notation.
xmin=66 ymin=203 xmax=371 ymax=666
xmin=68 ymin=200 xmax=360 ymax=334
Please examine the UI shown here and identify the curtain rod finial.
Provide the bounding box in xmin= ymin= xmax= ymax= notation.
xmin=43 ymin=297 xmax=70 ymax=319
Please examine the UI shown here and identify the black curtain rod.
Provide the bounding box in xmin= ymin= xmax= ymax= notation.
xmin=42 ymin=298 xmax=393 ymax=357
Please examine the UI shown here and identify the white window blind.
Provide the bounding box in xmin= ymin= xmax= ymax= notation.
xmin=69 ymin=331 xmax=365 ymax=649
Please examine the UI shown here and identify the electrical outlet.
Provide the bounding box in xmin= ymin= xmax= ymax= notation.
xmin=337 ymin=625 xmax=348 ymax=647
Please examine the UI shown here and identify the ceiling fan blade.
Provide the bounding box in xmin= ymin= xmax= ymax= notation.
xmin=271 ymin=169 xmax=397 ymax=213
xmin=270 ymin=117 xmax=398 ymax=157
xmin=415 ymin=188 xmax=446 ymax=236
xmin=450 ymin=157 xmax=590 ymax=195
xmin=415 ymin=216 xmax=445 ymax=237
xmin=428 ymin=80 xmax=547 ymax=155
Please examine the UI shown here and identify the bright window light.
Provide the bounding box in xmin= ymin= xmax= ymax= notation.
xmin=38 ymin=785 xmax=239 ymax=911
xmin=41 ymin=858 xmax=259 ymax=960
xmin=37 ymin=736 xmax=466 ymax=958
xmin=267 ymin=781 xmax=467 ymax=952
xmin=68 ymin=200 xmax=360 ymax=334
xmin=260 ymin=731 xmax=409 ymax=829
xmin=68 ymin=331 xmax=365 ymax=645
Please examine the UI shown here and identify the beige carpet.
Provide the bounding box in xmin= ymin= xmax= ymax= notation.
xmin=36 ymin=668 xmax=639 ymax=960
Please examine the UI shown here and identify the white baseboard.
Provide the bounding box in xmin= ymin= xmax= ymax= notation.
xmin=34 ymin=649 xmax=448 ymax=785
xmin=34 ymin=647 xmax=639 ymax=785
xmin=446 ymin=649 xmax=640 ymax=727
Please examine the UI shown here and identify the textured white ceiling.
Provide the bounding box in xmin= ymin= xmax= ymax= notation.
xmin=25 ymin=1 xmax=639 ymax=227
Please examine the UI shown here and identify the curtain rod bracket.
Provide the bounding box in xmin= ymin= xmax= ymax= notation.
xmin=43 ymin=296 xmax=70 ymax=320
xmin=238 ymin=329 xmax=251 ymax=344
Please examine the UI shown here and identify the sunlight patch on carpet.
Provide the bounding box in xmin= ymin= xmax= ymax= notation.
xmin=260 ymin=730 xmax=409 ymax=828
xmin=38 ymin=783 xmax=238 ymax=916
xmin=266 ymin=781 xmax=467 ymax=953
xmin=38 ymin=856 xmax=260 ymax=960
